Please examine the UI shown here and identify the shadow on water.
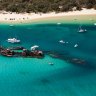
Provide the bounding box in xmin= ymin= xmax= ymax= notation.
xmin=30 ymin=51 xmax=96 ymax=86
xmin=40 ymin=78 xmax=50 ymax=85
xmin=33 ymin=64 xmax=96 ymax=89
xmin=45 ymin=50 xmax=96 ymax=69
xmin=37 ymin=60 xmax=96 ymax=86
xmin=19 ymin=71 xmax=30 ymax=76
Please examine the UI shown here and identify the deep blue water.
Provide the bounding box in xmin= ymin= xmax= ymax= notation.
xmin=0 ymin=23 xmax=96 ymax=96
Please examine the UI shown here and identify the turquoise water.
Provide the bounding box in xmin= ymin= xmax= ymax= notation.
xmin=0 ymin=23 xmax=96 ymax=96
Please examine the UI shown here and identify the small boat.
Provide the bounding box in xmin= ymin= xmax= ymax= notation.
xmin=94 ymin=23 xmax=96 ymax=25
xmin=74 ymin=44 xmax=78 ymax=48
xmin=57 ymin=23 xmax=61 ymax=25
xmin=78 ymin=25 xmax=87 ymax=33
xmin=48 ymin=62 xmax=54 ymax=65
xmin=9 ymin=25 xmax=14 ymax=27
xmin=59 ymin=40 xmax=65 ymax=44
xmin=7 ymin=38 xmax=20 ymax=43
xmin=78 ymin=29 xmax=87 ymax=33
xmin=31 ymin=45 xmax=39 ymax=51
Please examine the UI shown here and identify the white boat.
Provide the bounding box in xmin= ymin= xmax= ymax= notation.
xmin=48 ymin=62 xmax=54 ymax=65
xmin=79 ymin=29 xmax=85 ymax=32
xmin=78 ymin=26 xmax=87 ymax=33
xmin=74 ymin=44 xmax=78 ymax=48
xmin=31 ymin=45 xmax=39 ymax=51
xmin=7 ymin=38 xmax=20 ymax=43
xmin=57 ymin=23 xmax=61 ymax=25
xmin=9 ymin=25 xmax=14 ymax=27
xmin=59 ymin=40 xmax=65 ymax=44
xmin=94 ymin=23 xmax=96 ymax=25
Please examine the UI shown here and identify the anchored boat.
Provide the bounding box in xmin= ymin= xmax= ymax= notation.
xmin=78 ymin=25 xmax=87 ymax=33
xmin=7 ymin=38 xmax=20 ymax=43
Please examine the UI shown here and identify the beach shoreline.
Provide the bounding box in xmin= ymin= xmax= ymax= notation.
xmin=0 ymin=8 xmax=96 ymax=24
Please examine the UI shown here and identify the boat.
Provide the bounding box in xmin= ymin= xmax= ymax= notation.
xmin=74 ymin=44 xmax=78 ymax=48
xmin=7 ymin=38 xmax=20 ymax=43
xmin=78 ymin=25 xmax=87 ymax=33
xmin=31 ymin=45 xmax=39 ymax=51
xmin=59 ymin=40 xmax=65 ymax=44
xmin=78 ymin=29 xmax=87 ymax=33
xmin=48 ymin=62 xmax=54 ymax=65
xmin=94 ymin=23 xmax=96 ymax=25
xmin=9 ymin=25 xmax=14 ymax=27
xmin=57 ymin=23 xmax=61 ymax=25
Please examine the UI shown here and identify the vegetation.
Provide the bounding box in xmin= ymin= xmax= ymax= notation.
xmin=0 ymin=0 xmax=96 ymax=13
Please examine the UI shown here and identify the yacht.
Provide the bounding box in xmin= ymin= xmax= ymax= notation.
xmin=7 ymin=38 xmax=20 ymax=43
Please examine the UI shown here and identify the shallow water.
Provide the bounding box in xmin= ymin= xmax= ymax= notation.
xmin=0 ymin=23 xmax=96 ymax=96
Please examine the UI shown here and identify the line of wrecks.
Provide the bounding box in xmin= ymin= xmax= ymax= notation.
xmin=0 ymin=45 xmax=44 ymax=58
xmin=0 ymin=45 xmax=86 ymax=65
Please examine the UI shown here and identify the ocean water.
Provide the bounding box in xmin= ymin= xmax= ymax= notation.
xmin=0 ymin=23 xmax=96 ymax=96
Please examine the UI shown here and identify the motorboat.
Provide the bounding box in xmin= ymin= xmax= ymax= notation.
xmin=74 ymin=44 xmax=78 ymax=48
xmin=7 ymin=38 xmax=20 ymax=43
xmin=9 ymin=25 xmax=14 ymax=27
xmin=59 ymin=40 xmax=65 ymax=44
xmin=94 ymin=23 xmax=96 ymax=25
xmin=78 ymin=29 xmax=87 ymax=33
xmin=79 ymin=29 xmax=84 ymax=32
xmin=48 ymin=62 xmax=54 ymax=65
xmin=31 ymin=45 xmax=39 ymax=51
xmin=78 ymin=25 xmax=87 ymax=33
xmin=57 ymin=23 xmax=61 ymax=25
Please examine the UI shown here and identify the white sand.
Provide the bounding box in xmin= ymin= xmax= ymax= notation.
xmin=0 ymin=8 xmax=96 ymax=24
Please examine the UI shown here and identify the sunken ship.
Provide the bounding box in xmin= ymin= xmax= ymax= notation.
xmin=0 ymin=45 xmax=44 ymax=58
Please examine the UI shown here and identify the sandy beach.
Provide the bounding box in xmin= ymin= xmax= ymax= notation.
xmin=0 ymin=8 xmax=96 ymax=24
